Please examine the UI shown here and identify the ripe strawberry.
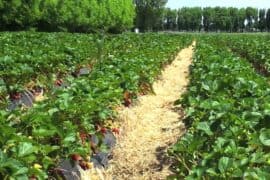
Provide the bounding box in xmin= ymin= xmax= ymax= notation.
xmin=70 ymin=154 xmax=82 ymax=161
xmin=112 ymin=128 xmax=120 ymax=135
xmin=10 ymin=92 xmax=21 ymax=100
xmin=100 ymin=127 xmax=107 ymax=134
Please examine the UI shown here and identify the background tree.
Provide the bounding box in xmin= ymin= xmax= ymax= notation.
xmin=177 ymin=8 xmax=184 ymax=31
xmin=266 ymin=8 xmax=270 ymax=31
xmin=245 ymin=7 xmax=258 ymax=31
xmin=203 ymin=7 xmax=215 ymax=32
xmin=0 ymin=0 xmax=135 ymax=33
xmin=0 ymin=0 xmax=41 ymax=30
xmin=238 ymin=8 xmax=246 ymax=32
xmin=177 ymin=7 xmax=201 ymax=31
xmin=228 ymin=7 xmax=239 ymax=32
xmin=188 ymin=7 xmax=202 ymax=31
xmin=134 ymin=0 xmax=167 ymax=31
xmin=179 ymin=7 xmax=190 ymax=31
xmin=258 ymin=9 xmax=266 ymax=32
xmin=163 ymin=8 xmax=177 ymax=30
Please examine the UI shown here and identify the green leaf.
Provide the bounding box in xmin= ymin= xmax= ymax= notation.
xmin=197 ymin=122 xmax=213 ymax=136
xmin=2 ymin=159 xmax=26 ymax=175
xmin=33 ymin=128 xmax=56 ymax=137
xmin=48 ymin=108 xmax=59 ymax=116
xmin=218 ymin=157 xmax=230 ymax=173
xmin=13 ymin=167 xmax=28 ymax=176
xmin=0 ymin=150 xmax=7 ymax=163
xmin=63 ymin=133 xmax=76 ymax=145
xmin=18 ymin=142 xmax=36 ymax=157
xmin=259 ymin=129 xmax=270 ymax=146
xmin=206 ymin=168 xmax=219 ymax=176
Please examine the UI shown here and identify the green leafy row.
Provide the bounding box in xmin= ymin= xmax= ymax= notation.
xmin=0 ymin=33 xmax=192 ymax=179
xmin=217 ymin=34 xmax=270 ymax=75
xmin=0 ymin=32 xmax=97 ymax=96
xmin=0 ymin=32 xmax=190 ymax=98
xmin=170 ymin=38 xmax=270 ymax=179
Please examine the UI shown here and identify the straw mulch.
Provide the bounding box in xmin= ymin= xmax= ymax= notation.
xmin=81 ymin=42 xmax=195 ymax=180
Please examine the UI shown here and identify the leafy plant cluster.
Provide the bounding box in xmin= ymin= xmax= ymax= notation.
xmin=0 ymin=0 xmax=135 ymax=33
xmin=170 ymin=37 xmax=270 ymax=179
xmin=218 ymin=34 xmax=270 ymax=75
xmin=0 ymin=32 xmax=98 ymax=98
xmin=0 ymin=32 xmax=191 ymax=179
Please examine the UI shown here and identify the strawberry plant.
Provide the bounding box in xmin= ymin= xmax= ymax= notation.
xmin=0 ymin=32 xmax=192 ymax=178
xmin=170 ymin=37 xmax=270 ymax=179
xmin=210 ymin=34 xmax=270 ymax=76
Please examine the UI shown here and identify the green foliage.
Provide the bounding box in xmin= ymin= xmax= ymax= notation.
xmin=0 ymin=0 xmax=135 ymax=33
xmin=0 ymin=0 xmax=41 ymax=30
xmin=170 ymin=35 xmax=270 ymax=179
xmin=0 ymin=32 xmax=191 ymax=178
xmin=0 ymin=32 xmax=96 ymax=93
xmin=134 ymin=0 xmax=168 ymax=31
xmin=177 ymin=7 xmax=202 ymax=31
xmin=164 ymin=7 xmax=268 ymax=32
xmin=258 ymin=9 xmax=267 ymax=32
xmin=246 ymin=7 xmax=258 ymax=31
xmin=267 ymin=9 xmax=270 ymax=31
xmin=220 ymin=34 xmax=270 ymax=74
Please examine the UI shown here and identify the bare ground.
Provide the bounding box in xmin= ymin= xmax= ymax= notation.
xmin=81 ymin=42 xmax=195 ymax=180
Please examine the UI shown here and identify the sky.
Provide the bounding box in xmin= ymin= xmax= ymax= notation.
xmin=166 ymin=0 xmax=270 ymax=9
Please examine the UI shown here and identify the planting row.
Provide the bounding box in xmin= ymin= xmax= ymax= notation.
xmin=217 ymin=34 xmax=270 ymax=76
xmin=0 ymin=33 xmax=189 ymax=107
xmin=0 ymin=33 xmax=192 ymax=179
xmin=170 ymin=38 xmax=270 ymax=179
xmin=0 ymin=32 xmax=98 ymax=99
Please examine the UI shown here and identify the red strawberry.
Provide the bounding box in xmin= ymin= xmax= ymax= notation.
xmin=100 ymin=127 xmax=107 ymax=134
xmin=70 ymin=154 xmax=82 ymax=161
xmin=112 ymin=128 xmax=120 ymax=135
xmin=10 ymin=92 xmax=21 ymax=100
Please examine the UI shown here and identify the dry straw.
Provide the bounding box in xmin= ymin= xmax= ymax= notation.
xmin=81 ymin=42 xmax=195 ymax=180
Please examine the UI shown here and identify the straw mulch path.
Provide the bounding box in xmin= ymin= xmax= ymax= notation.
xmin=82 ymin=42 xmax=195 ymax=180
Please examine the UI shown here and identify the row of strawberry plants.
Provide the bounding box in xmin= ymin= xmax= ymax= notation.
xmin=0 ymin=32 xmax=190 ymax=105
xmin=0 ymin=32 xmax=98 ymax=100
xmin=0 ymin=33 xmax=192 ymax=179
xmin=170 ymin=39 xmax=270 ymax=179
xmin=218 ymin=34 xmax=270 ymax=76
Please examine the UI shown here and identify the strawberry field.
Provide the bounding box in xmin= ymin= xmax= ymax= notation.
xmin=1 ymin=32 xmax=270 ymax=179
xmin=0 ymin=32 xmax=191 ymax=179
xmin=170 ymin=35 xmax=270 ymax=179
xmin=1 ymin=0 xmax=270 ymax=179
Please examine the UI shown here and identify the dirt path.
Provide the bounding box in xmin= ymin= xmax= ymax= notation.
xmin=105 ymin=42 xmax=195 ymax=180
xmin=82 ymin=42 xmax=195 ymax=180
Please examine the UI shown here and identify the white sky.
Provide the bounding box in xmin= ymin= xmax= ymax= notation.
xmin=166 ymin=0 xmax=270 ymax=9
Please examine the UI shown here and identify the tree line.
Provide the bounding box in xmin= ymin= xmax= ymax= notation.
xmin=1 ymin=0 xmax=270 ymax=33
xmin=134 ymin=0 xmax=270 ymax=32
xmin=0 ymin=0 xmax=135 ymax=33
xmin=163 ymin=7 xmax=270 ymax=32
